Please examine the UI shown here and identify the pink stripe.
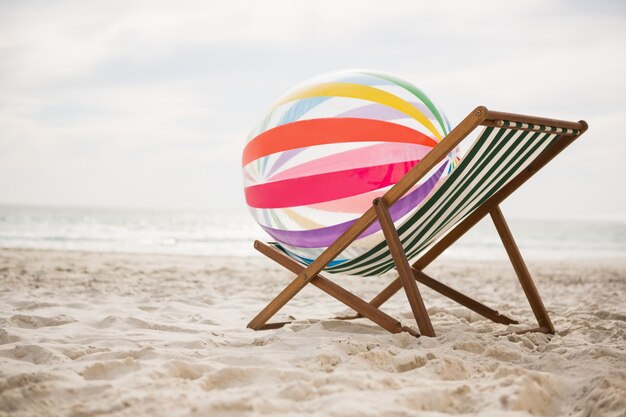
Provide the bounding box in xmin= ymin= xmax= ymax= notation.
xmin=268 ymin=142 xmax=432 ymax=182
xmin=259 ymin=163 xmax=448 ymax=248
xmin=307 ymin=181 xmax=427 ymax=214
xmin=308 ymin=190 xmax=387 ymax=213
xmin=245 ymin=161 xmax=419 ymax=209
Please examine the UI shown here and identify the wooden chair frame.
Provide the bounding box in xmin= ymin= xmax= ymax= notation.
xmin=247 ymin=106 xmax=588 ymax=337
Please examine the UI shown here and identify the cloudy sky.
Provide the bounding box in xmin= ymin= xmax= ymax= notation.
xmin=1 ymin=0 xmax=624 ymax=220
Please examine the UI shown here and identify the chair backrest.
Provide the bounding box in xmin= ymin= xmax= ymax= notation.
xmin=273 ymin=116 xmax=583 ymax=277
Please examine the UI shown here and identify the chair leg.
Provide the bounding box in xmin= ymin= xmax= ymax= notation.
xmin=247 ymin=245 xmax=312 ymax=330
xmin=251 ymin=241 xmax=419 ymax=337
xmin=373 ymin=198 xmax=436 ymax=337
xmin=367 ymin=202 xmax=494 ymax=309
xmin=490 ymin=206 xmax=555 ymax=334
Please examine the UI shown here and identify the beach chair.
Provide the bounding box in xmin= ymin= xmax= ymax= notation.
xmin=247 ymin=106 xmax=588 ymax=337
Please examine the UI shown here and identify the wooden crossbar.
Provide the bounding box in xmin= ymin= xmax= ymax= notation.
xmin=354 ymin=267 xmax=519 ymax=325
xmin=251 ymin=240 xmax=418 ymax=336
xmin=247 ymin=106 xmax=588 ymax=337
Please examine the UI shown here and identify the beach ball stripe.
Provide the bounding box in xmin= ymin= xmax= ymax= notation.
xmin=271 ymin=82 xmax=443 ymax=140
xmin=243 ymin=70 xmax=459 ymax=268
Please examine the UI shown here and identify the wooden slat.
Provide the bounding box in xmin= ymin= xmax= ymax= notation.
xmin=247 ymin=251 xmax=312 ymax=330
xmin=365 ymin=266 xmax=518 ymax=325
xmin=484 ymin=110 xmax=586 ymax=131
xmin=490 ymin=206 xmax=555 ymax=333
xmin=250 ymin=240 xmax=416 ymax=335
xmin=411 ymin=268 xmax=518 ymax=325
xmin=373 ymin=197 xmax=435 ymax=337
xmin=258 ymin=322 xmax=292 ymax=330
xmin=368 ymin=277 xmax=403 ymax=310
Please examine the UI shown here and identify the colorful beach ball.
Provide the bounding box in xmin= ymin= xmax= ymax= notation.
xmin=242 ymin=69 xmax=459 ymax=269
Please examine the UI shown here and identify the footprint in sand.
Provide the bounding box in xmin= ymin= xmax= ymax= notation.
xmin=0 ymin=328 xmax=19 ymax=344
xmin=394 ymin=353 xmax=429 ymax=372
xmin=165 ymin=360 xmax=213 ymax=380
xmin=12 ymin=344 xmax=68 ymax=365
xmin=81 ymin=357 xmax=140 ymax=380
xmin=9 ymin=314 xmax=76 ymax=329
xmin=436 ymin=356 xmax=471 ymax=381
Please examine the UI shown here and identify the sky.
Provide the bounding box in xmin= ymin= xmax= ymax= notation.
xmin=1 ymin=0 xmax=625 ymax=220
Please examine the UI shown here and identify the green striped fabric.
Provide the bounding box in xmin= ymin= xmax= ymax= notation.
xmin=271 ymin=123 xmax=578 ymax=277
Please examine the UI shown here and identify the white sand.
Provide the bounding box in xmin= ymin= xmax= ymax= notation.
xmin=0 ymin=248 xmax=625 ymax=417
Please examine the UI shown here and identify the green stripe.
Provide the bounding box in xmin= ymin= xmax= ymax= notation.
xmin=361 ymin=70 xmax=449 ymax=135
xmin=398 ymin=131 xmax=554 ymax=271
xmin=351 ymin=128 xmax=509 ymax=275
xmin=409 ymin=130 xmax=535 ymax=249
xmin=453 ymin=132 xmax=553 ymax=226
xmin=330 ymin=129 xmax=556 ymax=276
xmin=364 ymin=129 xmax=527 ymax=276
xmin=328 ymin=126 xmax=502 ymax=275
xmin=324 ymin=126 xmax=559 ymax=276
xmin=405 ymin=131 xmax=551 ymax=261
xmin=397 ymin=131 xmax=552 ymax=270
xmin=367 ymin=134 xmax=547 ymax=276
xmin=402 ymin=129 xmax=518 ymax=236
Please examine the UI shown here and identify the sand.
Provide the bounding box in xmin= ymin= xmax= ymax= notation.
xmin=0 ymin=248 xmax=625 ymax=417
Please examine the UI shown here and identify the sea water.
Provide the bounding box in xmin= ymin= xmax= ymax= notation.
xmin=0 ymin=205 xmax=624 ymax=261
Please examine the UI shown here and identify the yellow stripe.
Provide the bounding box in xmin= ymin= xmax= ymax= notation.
xmin=281 ymin=208 xmax=324 ymax=229
xmin=272 ymin=82 xmax=442 ymax=141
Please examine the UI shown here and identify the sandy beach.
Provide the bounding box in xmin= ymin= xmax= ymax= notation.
xmin=0 ymin=248 xmax=625 ymax=417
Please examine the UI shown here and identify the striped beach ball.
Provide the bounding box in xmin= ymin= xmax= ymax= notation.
xmin=242 ymin=70 xmax=459 ymax=268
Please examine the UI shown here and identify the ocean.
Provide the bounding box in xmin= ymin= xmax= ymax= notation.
xmin=0 ymin=205 xmax=624 ymax=261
